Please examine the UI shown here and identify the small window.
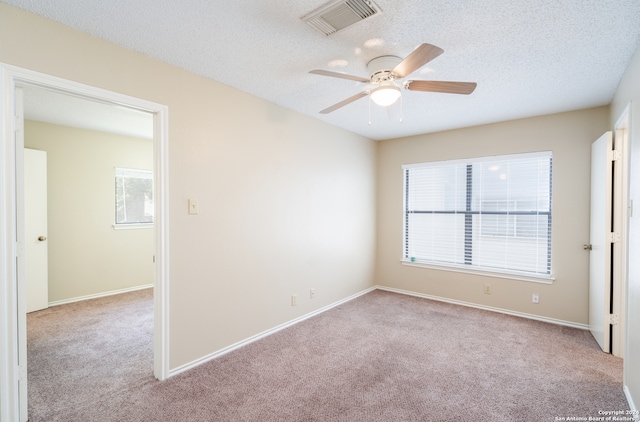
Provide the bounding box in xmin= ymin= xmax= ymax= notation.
xmin=402 ymin=151 xmax=552 ymax=279
xmin=115 ymin=168 xmax=153 ymax=227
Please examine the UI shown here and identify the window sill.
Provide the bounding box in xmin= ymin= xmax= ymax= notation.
xmin=112 ymin=223 xmax=154 ymax=230
xmin=400 ymin=259 xmax=555 ymax=284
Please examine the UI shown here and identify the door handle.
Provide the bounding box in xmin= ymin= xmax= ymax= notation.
xmin=38 ymin=236 xmax=47 ymax=241
xmin=583 ymin=244 xmax=592 ymax=250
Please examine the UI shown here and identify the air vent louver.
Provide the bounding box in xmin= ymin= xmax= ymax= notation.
xmin=301 ymin=0 xmax=382 ymax=36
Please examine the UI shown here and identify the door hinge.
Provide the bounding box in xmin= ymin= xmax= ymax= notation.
xmin=609 ymin=232 xmax=621 ymax=243
xmin=609 ymin=150 xmax=622 ymax=161
xmin=609 ymin=314 xmax=620 ymax=325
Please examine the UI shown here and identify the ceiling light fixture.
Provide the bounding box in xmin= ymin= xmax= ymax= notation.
xmin=370 ymin=84 xmax=401 ymax=106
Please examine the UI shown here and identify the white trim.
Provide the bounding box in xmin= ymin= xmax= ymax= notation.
xmin=624 ymin=385 xmax=639 ymax=421
xmin=15 ymin=93 xmax=26 ymax=420
xmin=376 ymin=285 xmax=589 ymax=330
xmin=0 ymin=63 xmax=171 ymax=422
xmin=621 ymin=101 xmax=636 ymax=415
xmin=400 ymin=260 xmax=555 ymax=284
xmin=170 ymin=283 xmax=592 ymax=378
xmin=47 ymin=284 xmax=153 ymax=308
xmin=402 ymin=150 xmax=552 ymax=169
xmin=169 ymin=287 xmax=377 ymax=377
xmin=0 ymin=64 xmax=21 ymax=422
xmin=152 ymin=94 xmax=170 ymax=382
xmin=112 ymin=223 xmax=154 ymax=230
xmin=613 ymin=103 xmax=630 ymax=359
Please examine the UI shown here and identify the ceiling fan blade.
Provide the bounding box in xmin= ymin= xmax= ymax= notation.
xmin=391 ymin=43 xmax=444 ymax=79
xmin=319 ymin=91 xmax=369 ymax=114
xmin=309 ymin=69 xmax=370 ymax=83
xmin=405 ymin=80 xmax=477 ymax=95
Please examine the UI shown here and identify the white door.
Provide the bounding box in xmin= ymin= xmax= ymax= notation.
xmin=25 ymin=148 xmax=49 ymax=313
xmin=589 ymin=131 xmax=612 ymax=352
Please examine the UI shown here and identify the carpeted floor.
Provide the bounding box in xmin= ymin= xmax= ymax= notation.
xmin=27 ymin=288 xmax=628 ymax=421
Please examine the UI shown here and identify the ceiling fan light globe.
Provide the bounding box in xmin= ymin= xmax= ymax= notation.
xmin=370 ymin=85 xmax=401 ymax=106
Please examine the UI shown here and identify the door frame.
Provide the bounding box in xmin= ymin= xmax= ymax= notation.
xmin=0 ymin=63 xmax=171 ymax=422
xmin=613 ymin=104 xmax=630 ymax=358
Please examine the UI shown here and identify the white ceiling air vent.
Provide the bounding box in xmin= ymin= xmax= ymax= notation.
xmin=301 ymin=0 xmax=382 ymax=36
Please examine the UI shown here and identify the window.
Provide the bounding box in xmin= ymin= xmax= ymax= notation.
xmin=115 ymin=168 xmax=153 ymax=227
xmin=402 ymin=151 xmax=552 ymax=279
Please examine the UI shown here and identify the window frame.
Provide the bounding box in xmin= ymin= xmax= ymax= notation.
xmin=114 ymin=167 xmax=154 ymax=229
xmin=402 ymin=151 xmax=553 ymax=283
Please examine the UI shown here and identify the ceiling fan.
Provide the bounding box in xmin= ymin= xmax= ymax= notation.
xmin=310 ymin=43 xmax=477 ymax=114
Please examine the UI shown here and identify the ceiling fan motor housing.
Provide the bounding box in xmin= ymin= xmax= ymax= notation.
xmin=367 ymin=55 xmax=402 ymax=83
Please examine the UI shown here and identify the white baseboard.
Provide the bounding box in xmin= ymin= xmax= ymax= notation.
xmin=170 ymin=286 xmax=377 ymax=377
xmin=170 ymin=283 xmax=594 ymax=378
xmin=48 ymin=284 xmax=153 ymax=307
xmin=376 ymin=285 xmax=590 ymax=330
xmin=624 ymin=385 xmax=639 ymax=421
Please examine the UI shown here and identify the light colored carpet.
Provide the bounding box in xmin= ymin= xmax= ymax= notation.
xmin=27 ymin=288 xmax=628 ymax=421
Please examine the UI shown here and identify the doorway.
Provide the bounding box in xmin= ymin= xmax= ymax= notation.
xmin=0 ymin=64 xmax=170 ymax=422
xmin=22 ymin=84 xmax=156 ymax=418
xmin=22 ymin=84 xmax=155 ymax=307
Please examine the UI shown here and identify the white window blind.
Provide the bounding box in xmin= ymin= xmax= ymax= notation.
xmin=115 ymin=168 xmax=154 ymax=225
xmin=403 ymin=151 xmax=552 ymax=278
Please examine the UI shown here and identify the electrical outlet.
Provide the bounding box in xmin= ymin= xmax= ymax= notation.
xmin=483 ymin=283 xmax=492 ymax=294
xmin=532 ymin=294 xmax=539 ymax=304
xmin=291 ymin=294 xmax=297 ymax=306
xmin=310 ymin=288 xmax=315 ymax=299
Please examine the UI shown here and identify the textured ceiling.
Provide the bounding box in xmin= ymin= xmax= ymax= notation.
xmin=5 ymin=0 xmax=640 ymax=141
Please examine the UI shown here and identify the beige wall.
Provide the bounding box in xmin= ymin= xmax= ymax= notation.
xmin=25 ymin=120 xmax=154 ymax=303
xmin=0 ymin=3 xmax=377 ymax=369
xmin=4 ymin=3 xmax=637 ymax=408
xmin=376 ymin=107 xmax=609 ymax=325
xmin=611 ymin=42 xmax=640 ymax=410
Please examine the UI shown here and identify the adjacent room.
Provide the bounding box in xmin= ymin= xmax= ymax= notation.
xmin=1 ymin=1 xmax=640 ymax=421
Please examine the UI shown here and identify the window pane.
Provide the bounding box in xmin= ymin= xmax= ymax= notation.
xmin=403 ymin=151 xmax=552 ymax=277
xmin=406 ymin=213 xmax=465 ymax=264
xmin=115 ymin=168 xmax=153 ymax=224
xmin=480 ymin=214 xmax=515 ymax=237
xmin=473 ymin=215 xmax=550 ymax=273
xmin=406 ymin=165 xmax=467 ymax=212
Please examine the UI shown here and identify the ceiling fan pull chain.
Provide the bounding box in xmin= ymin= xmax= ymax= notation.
xmin=368 ymin=95 xmax=372 ymax=126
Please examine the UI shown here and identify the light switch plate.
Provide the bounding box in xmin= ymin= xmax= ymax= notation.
xmin=188 ymin=199 xmax=199 ymax=215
